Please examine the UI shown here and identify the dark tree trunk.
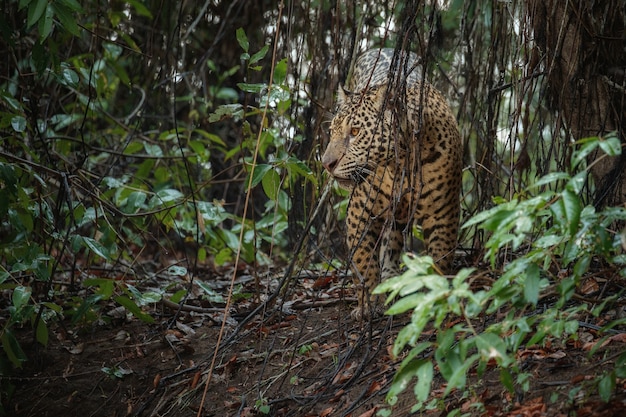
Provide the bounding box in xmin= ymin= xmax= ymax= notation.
xmin=528 ymin=0 xmax=626 ymax=206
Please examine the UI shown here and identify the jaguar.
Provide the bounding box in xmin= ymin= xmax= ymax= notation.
xmin=321 ymin=48 xmax=462 ymax=318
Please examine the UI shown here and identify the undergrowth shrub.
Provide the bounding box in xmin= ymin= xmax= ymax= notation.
xmin=375 ymin=134 xmax=626 ymax=415
xmin=1 ymin=4 xmax=313 ymax=410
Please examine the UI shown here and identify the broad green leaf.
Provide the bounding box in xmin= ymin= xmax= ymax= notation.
xmin=123 ymin=141 xmax=144 ymax=155
xmin=11 ymin=115 xmax=26 ymax=132
xmin=500 ymin=368 xmax=514 ymax=393
xmin=598 ymin=372 xmax=615 ymax=402
xmin=273 ymin=58 xmax=288 ymax=85
xmin=1 ymin=91 xmax=22 ymax=111
xmin=236 ymin=28 xmax=249 ymax=52
xmin=1 ymin=329 xmax=27 ymax=367
xmin=567 ymin=171 xmax=587 ymax=194
xmin=237 ymin=82 xmax=266 ymax=94
xmin=126 ymin=0 xmax=152 ymax=17
xmin=572 ymin=138 xmax=599 ymax=167
xmin=444 ymin=353 xmax=480 ymax=395
xmin=83 ymin=278 xmax=115 ymax=299
xmin=19 ymin=0 xmax=34 ymax=11
xmin=27 ymin=0 xmax=47 ymax=28
xmin=615 ymin=352 xmax=626 ymax=379
xmin=386 ymin=293 xmax=422 ymax=315
xmin=139 ymin=291 xmax=162 ymax=304
xmin=522 ymin=263 xmax=540 ymax=305
xmin=38 ymin=4 xmax=54 ymax=40
xmin=413 ymin=360 xmax=433 ymax=403
xmin=248 ymin=164 xmax=272 ymax=188
xmin=12 ymin=285 xmax=31 ymax=309
xmin=599 ymin=133 xmax=621 ymax=156
xmin=209 ymin=103 xmax=244 ymax=123
xmin=169 ymin=289 xmax=187 ymax=304
xmin=196 ymin=280 xmax=224 ymax=303
xmin=167 ymin=265 xmax=187 ymax=276
xmin=58 ymin=0 xmax=83 ymax=12
xmin=560 ymin=189 xmax=581 ymax=236
xmin=155 ymin=189 xmax=183 ymax=203
xmin=249 ymin=45 xmax=269 ymax=65
xmin=475 ymin=333 xmax=511 ymax=366
xmin=114 ymin=295 xmax=155 ymax=323
xmin=528 ymin=172 xmax=570 ymax=189
xmin=80 ymin=236 xmax=111 ymax=260
xmin=62 ymin=67 xmax=79 ymax=87
xmin=52 ymin=2 xmax=80 ymax=36
xmin=143 ymin=143 xmax=163 ymax=157
xmin=261 ymin=167 xmax=280 ymax=200
xmin=36 ymin=318 xmax=48 ymax=346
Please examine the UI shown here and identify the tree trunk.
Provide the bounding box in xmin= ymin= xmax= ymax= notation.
xmin=528 ymin=0 xmax=626 ymax=206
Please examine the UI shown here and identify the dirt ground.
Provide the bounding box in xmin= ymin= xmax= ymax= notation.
xmin=6 ymin=262 xmax=626 ymax=417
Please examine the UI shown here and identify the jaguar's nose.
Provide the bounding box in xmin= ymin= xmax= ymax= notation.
xmin=321 ymin=149 xmax=339 ymax=174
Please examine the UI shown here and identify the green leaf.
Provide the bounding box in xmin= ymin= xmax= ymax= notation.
xmin=12 ymin=286 xmax=31 ymax=310
xmin=528 ymin=172 xmax=570 ymax=189
xmin=248 ymin=164 xmax=272 ymax=188
xmin=114 ymin=295 xmax=155 ymax=323
xmin=572 ymin=138 xmax=599 ymax=167
xmin=208 ymin=103 xmax=244 ymax=123
xmin=388 ymin=358 xmax=421 ymax=398
xmin=27 ymin=0 xmax=47 ymax=28
xmin=83 ymin=278 xmax=115 ymax=299
xmin=167 ymin=265 xmax=187 ymax=276
xmin=550 ymin=189 xmax=581 ymax=236
xmin=598 ymin=372 xmax=615 ymax=402
xmin=475 ymin=333 xmax=511 ymax=366
xmin=80 ymin=236 xmax=111 ymax=260
xmin=36 ymin=318 xmax=49 ymax=346
xmin=169 ymin=289 xmax=187 ymax=304
xmin=522 ymin=263 xmax=540 ymax=305
xmin=500 ymin=368 xmax=514 ymax=393
xmin=196 ymin=280 xmax=225 ymax=303
xmin=261 ymin=167 xmax=281 ymax=200
xmin=58 ymin=0 xmax=83 ymax=12
xmin=249 ymin=45 xmax=270 ymax=65
xmin=1 ymin=329 xmax=27 ymax=368
xmin=154 ymin=188 xmax=183 ymax=203
xmin=1 ymin=91 xmax=22 ymax=111
xmin=236 ymin=27 xmax=249 ymax=52
xmin=273 ymin=58 xmax=288 ymax=84
xmin=237 ymin=82 xmax=266 ymax=94
xmin=413 ymin=360 xmax=434 ymax=403
xmin=567 ymin=171 xmax=587 ymax=194
xmin=11 ymin=116 xmax=26 ymax=133
xmin=19 ymin=0 xmax=34 ymax=11
xmin=126 ymin=0 xmax=152 ymax=17
xmin=61 ymin=67 xmax=79 ymax=87
xmin=38 ymin=4 xmax=54 ymax=40
xmin=123 ymin=141 xmax=144 ymax=155
xmin=599 ymin=133 xmax=621 ymax=156
xmin=52 ymin=3 xmax=81 ymax=36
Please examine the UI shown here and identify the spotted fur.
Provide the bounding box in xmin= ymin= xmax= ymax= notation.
xmin=321 ymin=48 xmax=462 ymax=318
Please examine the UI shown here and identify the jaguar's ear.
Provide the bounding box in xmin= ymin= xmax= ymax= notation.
xmin=372 ymin=85 xmax=387 ymax=107
xmin=336 ymin=84 xmax=351 ymax=106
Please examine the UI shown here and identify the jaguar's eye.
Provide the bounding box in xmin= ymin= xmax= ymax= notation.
xmin=350 ymin=127 xmax=360 ymax=136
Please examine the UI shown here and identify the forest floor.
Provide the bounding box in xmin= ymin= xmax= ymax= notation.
xmin=6 ymin=256 xmax=626 ymax=417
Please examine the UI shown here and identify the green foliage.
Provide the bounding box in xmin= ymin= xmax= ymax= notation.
xmin=376 ymin=135 xmax=626 ymax=413
xmin=0 ymin=9 xmax=315 ymax=399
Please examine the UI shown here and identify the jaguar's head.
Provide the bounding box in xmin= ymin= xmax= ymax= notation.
xmin=322 ymin=85 xmax=400 ymax=189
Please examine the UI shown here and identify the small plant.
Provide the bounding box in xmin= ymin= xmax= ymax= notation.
xmin=375 ymin=134 xmax=626 ymax=413
xmin=255 ymin=396 xmax=271 ymax=415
